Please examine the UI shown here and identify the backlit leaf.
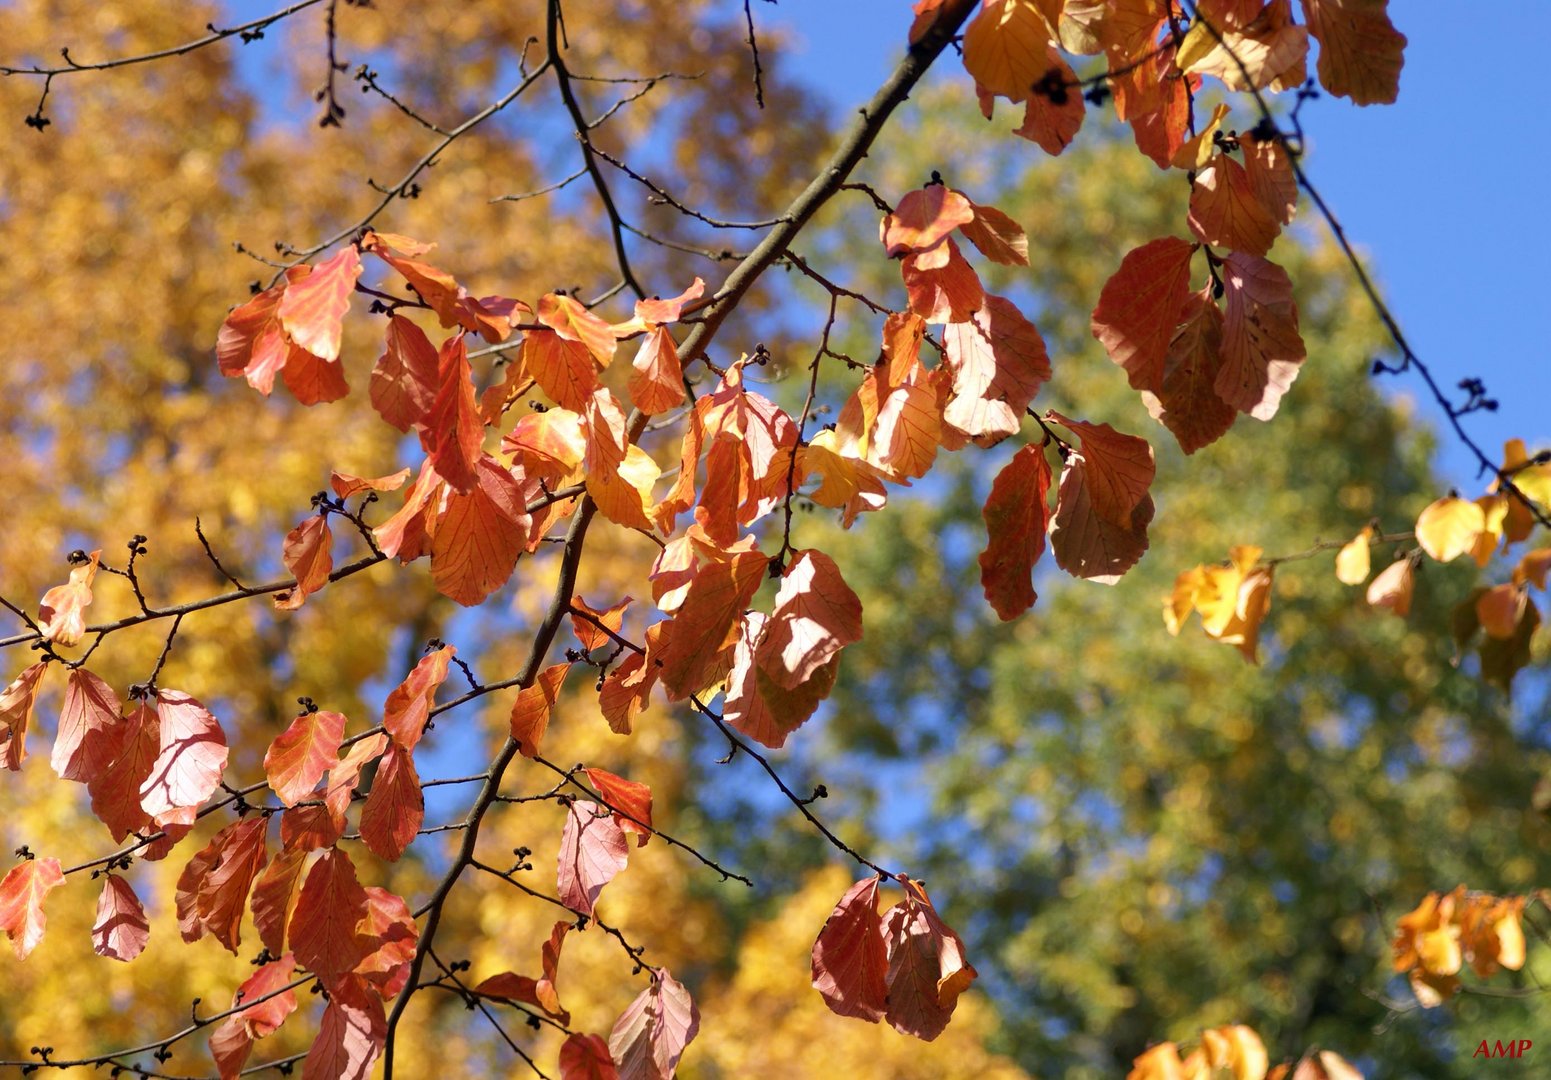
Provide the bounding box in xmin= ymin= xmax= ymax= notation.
xmin=1218 ymin=252 xmax=1305 ymax=420
xmin=557 ymin=800 xmax=630 ymax=916
xmin=511 ymin=662 xmax=571 ymax=759
xmin=881 ymin=186 xmax=975 ymax=258
xmin=53 ymin=667 xmax=125 ymax=784
xmin=979 ymin=443 xmax=1053 ymax=620
xmin=359 ymin=743 xmax=423 ymax=862
xmin=274 ymin=515 xmax=333 ymax=611
xmin=609 ymin=969 xmax=699 ymax=1080
xmin=812 ymin=875 xmax=888 ymax=1022
xmin=140 ymin=690 xmax=229 ymax=829
xmin=0 ymin=662 xmax=47 ymax=772
xmin=1092 ymin=237 xmax=1197 ymax=393
xmin=1415 ymin=495 xmax=1486 ymax=563
xmin=91 ymin=874 xmax=149 ymax=962
xmin=1300 ymin=0 xmax=1406 ymax=105
xmin=0 ymin=856 xmax=66 ymax=959
xmin=265 ymin=708 xmax=346 ymax=807
xmin=38 ymin=549 xmax=100 ymax=646
xmin=290 ymin=847 xmax=370 ymax=987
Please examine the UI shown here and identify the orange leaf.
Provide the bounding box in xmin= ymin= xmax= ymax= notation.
xmin=955 ymin=196 xmax=1029 ymax=266
xmin=1011 ymin=47 xmax=1085 ymax=156
xmin=962 ymin=0 xmax=1060 ymax=104
xmin=274 ymin=516 xmax=333 ymax=611
xmin=1477 ymin=583 xmax=1527 ymax=640
xmin=725 ymin=612 xmax=837 ymax=749
xmin=756 ymin=550 xmax=863 ymax=690
xmin=1218 ymin=252 xmax=1305 ymax=420
xmin=330 ymin=467 xmax=411 ymax=500
xmin=0 ymin=857 xmax=65 ymax=959
xmin=1301 ymin=0 xmax=1406 ymax=105
xmin=359 ymin=743 xmax=423 ymax=862
xmin=901 ymin=239 xmax=985 ymax=324
xmin=325 ymin=733 xmax=387 ymax=833
xmin=628 ymin=325 xmax=686 ymax=414
xmin=657 ymin=550 xmax=767 ymax=701
xmin=1514 ymin=547 xmax=1551 ymax=590
xmin=979 ymin=443 xmax=1053 ymax=620
xmin=510 ymin=662 xmax=571 ymax=759
xmin=38 ymin=549 xmax=100 ymax=646
xmin=941 ymin=294 xmax=1051 ymax=445
xmin=525 ymin=328 xmax=602 ymax=412
xmin=881 ymin=186 xmax=976 ymax=258
xmin=632 ymin=277 xmax=706 ymax=325
xmin=582 ymin=767 xmax=654 ymax=846
xmin=278 ymin=344 xmax=349 ymax=406
xmin=571 ymin=595 xmax=632 ymax=652
xmin=264 ymin=708 xmax=346 ymax=807
xmin=1187 ymin=153 xmax=1281 ymax=256
xmin=92 ymin=874 xmax=149 ymax=962
xmin=1241 ymin=129 xmax=1299 ymax=225
xmin=383 ymin=645 xmax=454 ymax=751
xmin=277 ymin=245 xmax=361 ymax=363
xmin=430 ymin=455 xmax=530 ymax=606
xmin=1091 ymin=236 xmax=1197 ymax=393
xmin=216 ymin=274 xmax=297 ymax=395
xmin=503 ymin=408 xmax=587 ymax=487
xmin=537 ymin=292 xmax=617 ymax=367
xmin=424 ymin=331 xmax=484 ymax=495
xmin=0 ymin=662 xmax=47 ymax=772
xmin=363 ymin=231 xmax=527 ymax=342
xmin=559 ymin=1033 xmax=618 ymax=1080
xmin=1178 ymin=0 xmax=1308 ymax=91
xmin=194 ymin=817 xmax=268 ymax=954
xmin=1115 ymin=43 xmax=1197 ymax=168
xmin=369 ymin=314 xmax=440 ymax=433
xmin=302 ymin=973 xmax=386 ymax=1078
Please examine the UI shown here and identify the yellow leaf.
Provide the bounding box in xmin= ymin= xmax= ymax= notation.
xmin=1171 ymin=103 xmax=1230 ymax=171
xmin=1334 ymin=524 xmax=1372 ymax=585
xmin=1201 ymin=1024 xmax=1268 ymax=1080
xmin=1366 ymin=557 xmax=1414 ymax=617
xmin=962 ymin=0 xmax=1060 ymax=105
xmin=1414 ymin=495 xmax=1485 ymax=563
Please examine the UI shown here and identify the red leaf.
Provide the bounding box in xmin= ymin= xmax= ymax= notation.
xmin=88 ymin=703 xmax=157 ymax=841
xmin=1114 ymin=44 xmax=1197 ymax=168
xmin=52 ymin=666 xmax=124 ymax=783
xmin=510 ymin=662 xmax=571 ymax=759
xmin=301 ymin=972 xmax=385 ymax=1080
xmin=1011 ymin=47 xmax=1085 ymax=155
xmin=265 ymin=708 xmax=346 ymax=807
xmin=0 ymin=662 xmax=47 ymax=772
xmin=383 ymin=645 xmax=454 ymax=751
xmin=1217 ymin=252 xmax=1306 ymax=420
xmin=901 ymin=239 xmax=984 ymax=324
xmin=473 ymin=922 xmax=571 ymax=1023
xmin=979 ymin=443 xmax=1053 ymax=620
xmin=199 ymin=817 xmax=269 ymax=953
xmin=557 ymin=800 xmax=630 ymax=917
xmin=941 ymin=294 xmax=1050 ymax=445
xmin=1048 ymin=454 xmax=1155 ymax=583
xmin=609 ymin=969 xmax=699 ymax=1080
xmin=424 ymin=330 xmax=484 ymax=494
xmin=274 ymin=516 xmax=333 ymax=611
xmin=882 ymin=882 xmax=977 ymax=1041
xmin=290 ymin=847 xmax=370 ymax=987
xmin=1044 ymin=412 xmax=1156 ymax=529
xmin=210 ymin=953 xmax=300 ymax=1078
xmin=38 ymin=549 xmax=100 ymax=646
xmin=431 ymin=455 xmax=530 ymax=606
xmin=582 ymin=768 xmax=654 ymax=846
xmin=176 ymin=838 xmax=220 ymax=943
xmin=331 ymin=468 xmax=411 ymax=502
xmin=0 ymin=857 xmax=64 ymax=959
xmin=353 ymin=886 xmax=418 ymax=1000
xmin=629 ymin=325 xmax=686 ymax=414
xmin=880 ymin=186 xmax=975 ymax=258
xmin=359 ymin=743 xmax=423 ymax=862
xmin=755 ymin=550 xmax=863 ymax=690
xmin=560 ymin=1033 xmax=620 ymax=1080
xmin=372 ymin=457 xmax=447 ymax=563
xmin=281 ymin=803 xmax=344 ymax=853
xmin=538 ymin=292 xmax=618 ymax=367
xmin=370 ymin=315 xmax=440 ymax=433
xmin=1141 ymin=286 xmax=1237 ymax=454
xmin=1187 ymin=154 xmax=1281 ymax=256
xmin=657 ymin=550 xmax=767 ymax=701
xmin=1091 ymin=236 xmax=1197 ymax=392
xmin=277 ymin=246 xmax=361 ymax=363
xmin=279 ymin=346 xmax=349 ymax=406
xmin=725 ymin=614 xmax=838 ymax=749
xmin=140 ymin=690 xmax=229 ymax=829
xmin=812 ymin=876 xmax=888 ymax=1022
xmin=252 ymin=848 xmax=309 ymax=955
xmin=92 ymin=874 xmax=149 ymax=962
xmin=599 ymin=649 xmax=656 ymax=737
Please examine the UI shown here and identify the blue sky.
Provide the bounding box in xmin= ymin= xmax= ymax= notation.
xmin=769 ymin=0 xmax=1551 ymax=490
